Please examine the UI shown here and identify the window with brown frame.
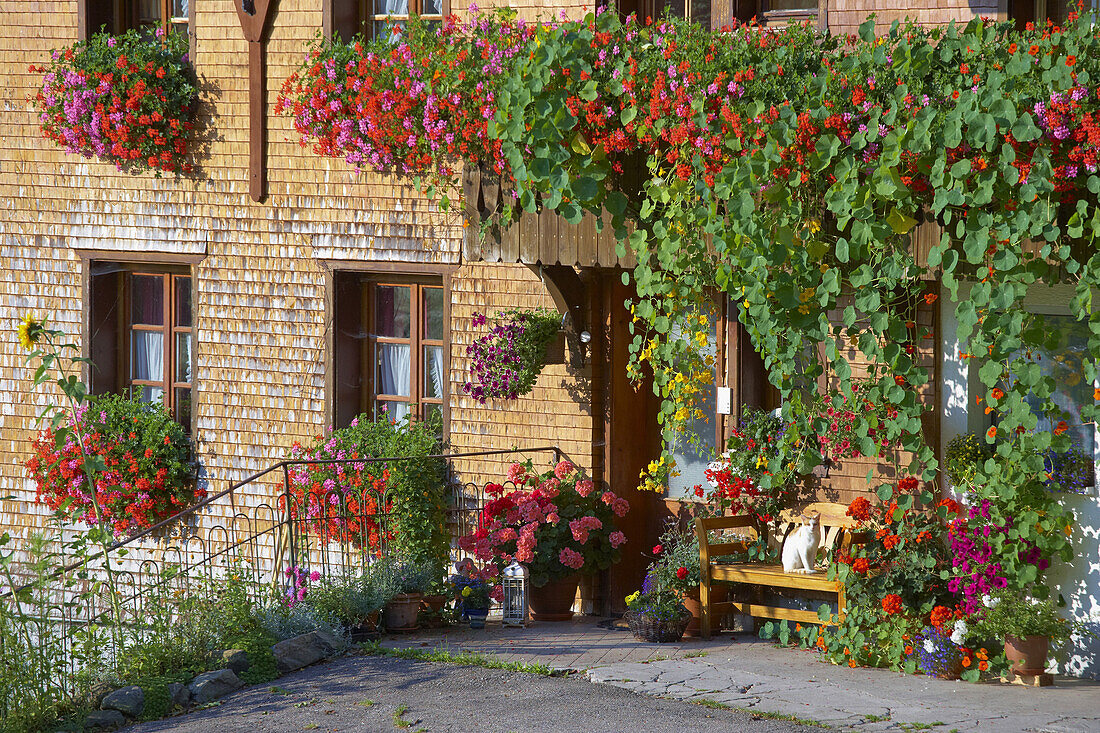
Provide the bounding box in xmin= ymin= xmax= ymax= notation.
xmin=89 ymin=262 xmax=193 ymax=430
xmin=81 ymin=0 xmax=190 ymax=40
xmin=333 ymin=271 xmax=447 ymax=431
xmin=327 ymin=0 xmax=446 ymax=42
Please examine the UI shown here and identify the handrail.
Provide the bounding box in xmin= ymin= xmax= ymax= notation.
xmin=1 ymin=444 xmax=561 ymax=600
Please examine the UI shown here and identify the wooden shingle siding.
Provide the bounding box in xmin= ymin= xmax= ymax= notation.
xmin=465 ymin=211 xmax=632 ymax=268
xmin=0 ymin=0 xmax=596 ymax=544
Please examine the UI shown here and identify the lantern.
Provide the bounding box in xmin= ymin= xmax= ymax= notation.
xmin=502 ymin=560 xmax=529 ymax=627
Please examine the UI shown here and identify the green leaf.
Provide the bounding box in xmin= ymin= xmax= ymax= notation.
xmin=886 ymin=207 xmax=918 ymax=235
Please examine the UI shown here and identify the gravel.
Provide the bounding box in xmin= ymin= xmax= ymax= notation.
xmin=130 ymin=653 xmax=820 ymax=733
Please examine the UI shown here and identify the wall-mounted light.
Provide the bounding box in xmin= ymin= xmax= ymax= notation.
xmin=579 ymin=330 xmax=592 ymax=344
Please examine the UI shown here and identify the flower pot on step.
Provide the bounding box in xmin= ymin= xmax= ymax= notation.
xmin=529 ymin=574 xmax=580 ymax=622
xmin=421 ymin=594 xmax=447 ymax=628
xmin=383 ymin=593 xmax=423 ymax=632
xmin=467 ymin=608 xmax=489 ymax=629
xmin=1005 ymin=635 xmax=1050 ymax=676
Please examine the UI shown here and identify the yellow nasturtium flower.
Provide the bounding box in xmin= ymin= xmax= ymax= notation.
xmin=462 ymin=586 xmax=472 ymax=597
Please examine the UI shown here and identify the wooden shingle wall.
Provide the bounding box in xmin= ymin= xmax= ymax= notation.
xmin=826 ymin=0 xmax=1001 ymax=37
xmin=0 ymin=0 xmax=594 ymax=543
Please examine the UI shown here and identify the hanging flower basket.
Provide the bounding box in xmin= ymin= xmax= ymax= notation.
xmin=463 ymin=308 xmax=563 ymax=403
xmin=31 ymin=28 xmax=197 ymax=175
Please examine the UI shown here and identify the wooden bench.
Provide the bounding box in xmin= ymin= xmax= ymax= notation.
xmin=694 ymin=502 xmax=867 ymax=638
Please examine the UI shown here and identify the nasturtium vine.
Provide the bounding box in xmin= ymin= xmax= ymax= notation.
xmin=282 ymin=6 xmax=1100 ymax=642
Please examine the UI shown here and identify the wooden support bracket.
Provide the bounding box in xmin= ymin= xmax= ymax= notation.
xmin=532 ymin=264 xmax=590 ymax=367
xmin=234 ymin=0 xmax=275 ymax=203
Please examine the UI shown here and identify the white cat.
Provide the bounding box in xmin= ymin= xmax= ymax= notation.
xmin=781 ymin=512 xmax=822 ymax=574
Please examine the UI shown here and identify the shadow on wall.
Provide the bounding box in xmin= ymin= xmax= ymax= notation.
xmin=182 ymin=72 xmax=222 ymax=181
xmin=1051 ymin=492 xmax=1100 ymax=680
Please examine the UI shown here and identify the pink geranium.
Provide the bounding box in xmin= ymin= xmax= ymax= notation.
xmin=559 ymin=547 xmax=585 ymax=570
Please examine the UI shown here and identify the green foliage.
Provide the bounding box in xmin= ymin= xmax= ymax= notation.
xmin=303 ymin=568 xmax=392 ymax=627
xmin=464 ymin=308 xmax=562 ymax=402
xmin=976 ymin=590 xmax=1083 ymax=644
xmin=290 ymin=415 xmax=449 ymax=571
xmin=647 ymin=522 xmax=701 ymax=593
xmin=945 ymin=432 xmax=992 ymax=486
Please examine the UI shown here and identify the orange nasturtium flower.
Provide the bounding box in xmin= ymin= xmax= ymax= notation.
xmin=991 ymin=388 xmax=1004 ymax=401
xmin=987 ymin=426 xmax=998 ymax=439
xmin=1055 ymin=421 xmax=1069 ymax=436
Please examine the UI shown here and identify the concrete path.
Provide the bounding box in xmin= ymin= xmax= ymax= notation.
xmin=130 ymin=654 xmax=816 ymax=733
xmin=382 ymin=618 xmax=1100 ymax=732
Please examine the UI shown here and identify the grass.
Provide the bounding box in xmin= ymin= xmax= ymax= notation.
xmin=357 ymin=699 xmax=376 ymax=707
xmin=362 ymin=641 xmax=562 ymax=677
xmin=864 ymin=713 xmax=891 ymax=722
xmin=682 ymin=651 xmax=709 ymax=659
xmin=268 ymin=686 xmax=292 ymax=696
xmin=691 ymin=699 xmax=832 ymax=729
xmin=393 ymin=704 xmax=413 ymax=729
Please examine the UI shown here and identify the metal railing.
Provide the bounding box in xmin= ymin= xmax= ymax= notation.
xmin=0 ymin=445 xmax=562 ymax=717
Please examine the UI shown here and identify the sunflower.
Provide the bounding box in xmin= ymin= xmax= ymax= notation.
xmin=17 ymin=313 xmax=43 ymax=351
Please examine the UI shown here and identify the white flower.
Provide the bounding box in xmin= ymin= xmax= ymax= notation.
xmin=982 ymin=594 xmax=1000 ymax=609
xmin=950 ymin=619 xmax=968 ymax=646
xmin=923 ymin=639 xmax=936 ymax=654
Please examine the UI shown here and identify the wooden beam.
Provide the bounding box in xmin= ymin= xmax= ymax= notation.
xmin=234 ymin=0 xmax=275 ymax=203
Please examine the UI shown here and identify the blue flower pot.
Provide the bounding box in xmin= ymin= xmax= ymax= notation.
xmin=467 ymin=609 xmax=488 ymax=629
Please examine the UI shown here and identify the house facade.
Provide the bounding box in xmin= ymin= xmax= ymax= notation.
xmin=2 ymin=0 xmax=1097 ymax=671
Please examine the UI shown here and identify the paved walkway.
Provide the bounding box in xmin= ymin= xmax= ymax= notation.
xmin=381 ymin=617 xmax=1100 ymax=733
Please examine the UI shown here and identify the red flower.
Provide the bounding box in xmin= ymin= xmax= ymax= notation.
xmin=987 ymin=426 xmax=998 ymax=439
xmin=929 ymin=605 xmax=953 ymax=628
xmin=1008 ymin=43 xmax=1018 ymax=54
xmin=846 ymin=497 xmax=871 ymax=523
xmin=881 ymin=594 xmax=903 ymax=615
xmin=1066 ymin=55 xmax=1077 ymax=67
xmin=924 ymin=293 xmax=938 ymax=305
xmin=676 ymin=566 xmax=689 ymax=580
xmin=852 ymin=558 xmax=870 ymax=575
xmin=1055 ymin=421 xmax=1069 ymax=436
xmin=652 ymin=544 xmax=663 ymax=555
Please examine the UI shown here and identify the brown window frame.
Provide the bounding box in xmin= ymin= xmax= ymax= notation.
xmin=87 ymin=260 xmax=195 ymax=432
xmin=329 ymin=265 xmax=452 ymax=435
xmin=325 ymin=0 xmax=449 ymax=42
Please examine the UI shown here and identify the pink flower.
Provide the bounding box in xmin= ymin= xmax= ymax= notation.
xmin=309 ymin=570 xmax=321 ymax=582
xmin=559 ymin=547 xmax=585 ymax=570
xmin=612 ymin=498 xmax=630 ymax=517
xmin=506 ymin=462 xmax=528 ymax=485
xmin=546 ymin=512 xmax=561 ymax=524
xmin=601 ymin=491 xmax=617 ymax=506
xmin=609 ymin=531 xmax=626 ymax=549
xmin=490 ymin=584 xmax=504 ymax=603
xmin=554 ymin=460 xmax=575 ymax=479
xmin=576 ymin=479 xmax=595 ymax=497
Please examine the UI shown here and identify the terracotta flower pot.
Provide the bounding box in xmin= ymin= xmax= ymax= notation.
xmin=681 ymin=585 xmax=729 ymax=637
xmin=421 ymin=594 xmax=447 ymax=628
xmin=529 ymin=574 xmax=580 ymax=622
xmin=383 ymin=593 xmax=423 ymax=632
xmin=1005 ymin=635 xmax=1050 ymax=676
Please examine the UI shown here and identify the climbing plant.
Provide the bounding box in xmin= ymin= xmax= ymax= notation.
xmin=280 ymin=5 xmax=1100 ymax=663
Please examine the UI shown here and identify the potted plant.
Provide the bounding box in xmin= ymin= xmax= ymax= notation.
xmin=976 ymin=591 xmax=1078 ymax=676
xmin=304 ymin=572 xmax=387 ymax=641
xmin=458 ymin=459 xmax=628 ymax=622
xmin=376 ymin=557 xmax=429 ymax=632
xmin=459 ymin=578 xmax=492 ymax=629
xmin=647 ymin=524 xmax=731 ymax=636
xmin=624 ymin=588 xmax=693 ymax=643
xmin=462 ymin=309 xmax=563 ymax=403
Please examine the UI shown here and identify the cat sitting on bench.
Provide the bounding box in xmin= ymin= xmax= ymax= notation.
xmin=781 ymin=512 xmax=822 ymax=574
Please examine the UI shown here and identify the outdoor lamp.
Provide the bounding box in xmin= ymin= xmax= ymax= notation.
xmin=502 ymin=560 xmax=529 ymax=627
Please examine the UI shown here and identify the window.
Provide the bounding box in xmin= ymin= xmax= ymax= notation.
xmin=327 ymin=0 xmax=445 ymax=42
xmin=615 ymin=0 xmax=713 ymax=28
xmin=89 ymin=262 xmax=193 ymax=429
xmin=82 ymin=0 xmax=190 ymax=39
xmin=333 ymin=272 xmax=448 ymax=430
xmin=760 ymin=0 xmax=819 ymax=23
